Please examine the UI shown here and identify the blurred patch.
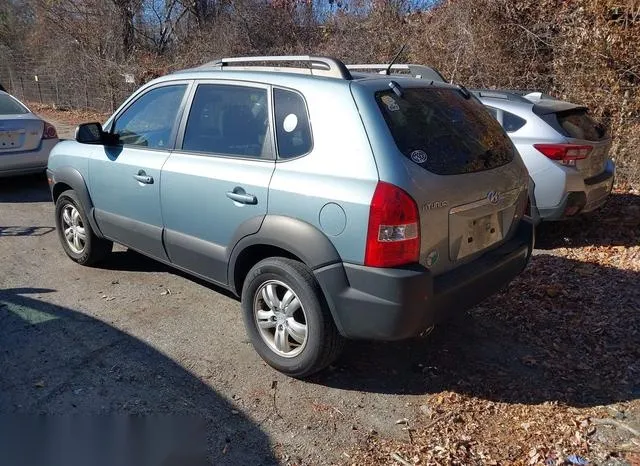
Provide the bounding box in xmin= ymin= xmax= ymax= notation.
xmin=0 ymin=416 xmax=208 ymax=466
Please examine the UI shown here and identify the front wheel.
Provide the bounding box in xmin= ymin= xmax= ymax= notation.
xmin=241 ymin=257 xmax=344 ymax=378
xmin=55 ymin=190 xmax=112 ymax=266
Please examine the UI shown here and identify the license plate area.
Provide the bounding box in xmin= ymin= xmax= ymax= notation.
xmin=0 ymin=131 xmax=23 ymax=150
xmin=448 ymin=188 xmax=521 ymax=261
xmin=452 ymin=212 xmax=503 ymax=260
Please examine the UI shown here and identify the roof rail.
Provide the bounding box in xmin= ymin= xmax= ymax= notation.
xmin=198 ymin=55 xmax=353 ymax=80
xmin=346 ymin=64 xmax=446 ymax=82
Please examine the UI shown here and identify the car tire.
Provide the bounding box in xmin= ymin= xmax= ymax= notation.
xmin=55 ymin=190 xmax=112 ymax=266
xmin=241 ymin=257 xmax=344 ymax=378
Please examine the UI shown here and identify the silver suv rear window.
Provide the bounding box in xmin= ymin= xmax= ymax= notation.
xmin=375 ymin=88 xmax=515 ymax=175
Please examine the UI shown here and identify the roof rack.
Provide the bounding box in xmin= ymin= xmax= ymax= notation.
xmin=346 ymin=64 xmax=446 ymax=82
xmin=198 ymin=55 xmax=353 ymax=80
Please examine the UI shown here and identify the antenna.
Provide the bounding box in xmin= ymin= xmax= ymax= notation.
xmin=384 ymin=44 xmax=407 ymax=76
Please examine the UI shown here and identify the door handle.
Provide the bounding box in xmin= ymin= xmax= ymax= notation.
xmin=133 ymin=170 xmax=153 ymax=184
xmin=226 ymin=190 xmax=257 ymax=205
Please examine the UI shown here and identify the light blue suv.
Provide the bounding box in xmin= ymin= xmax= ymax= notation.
xmin=47 ymin=56 xmax=534 ymax=377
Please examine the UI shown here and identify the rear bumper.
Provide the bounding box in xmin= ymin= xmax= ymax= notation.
xmin=315 ymin=219 xmax=534 ymax=340
xmin=538 ymin=160 xmax=615 ymax=220
xmin=582 ymin=159 xmax=615 ymax=212
xmin=0 ymin=139 xmax=58 ymax=178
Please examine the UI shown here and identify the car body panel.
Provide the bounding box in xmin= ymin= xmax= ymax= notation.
xmin=0 ymin=138 xmax=58 ymax=177
xmin=89 ymin=145 xmax=170 ymax=260
xmin=161 ymin=152 xmax=275 ymax=284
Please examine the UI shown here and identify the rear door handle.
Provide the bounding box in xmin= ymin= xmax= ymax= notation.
xmin=226 ymin=190 xmax=257 ymax=205
xmin=133 ymin=170 xmax=153 ymax=184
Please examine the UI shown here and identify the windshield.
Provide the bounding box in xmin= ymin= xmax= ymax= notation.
xmin=376 ymin=87 xmax=515 ymax=175
xmin=0 ymin=94 xmax=29 ymax=115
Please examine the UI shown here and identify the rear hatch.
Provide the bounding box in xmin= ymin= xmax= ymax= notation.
xmin=0 ymin=95 xmax=44 ymax=153
xmin=370 ymin=83 xmax=528 ymax=275
xmin=533 ymin=101 xmax=611 ymax=179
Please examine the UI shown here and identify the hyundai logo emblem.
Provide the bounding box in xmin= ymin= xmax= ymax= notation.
xmin=487 ymin=191 xmax=501 ymax=205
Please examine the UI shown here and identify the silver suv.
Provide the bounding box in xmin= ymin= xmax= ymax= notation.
xmin=47 ymin=56 xmax=534 ymax=377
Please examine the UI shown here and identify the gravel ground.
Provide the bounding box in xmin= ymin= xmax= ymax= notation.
xmin=1 ymin=115 xmax=638 ymax=465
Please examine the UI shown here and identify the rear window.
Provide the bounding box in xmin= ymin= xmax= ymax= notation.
xmin=0 ymin=94 xmax=29 ymax=115
xmin=556 ymin=110 xmax=607 ymax=141
xmin=375 ymin=88 xmax=515 ymax=175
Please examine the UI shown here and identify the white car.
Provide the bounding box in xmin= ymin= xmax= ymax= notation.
xmin=0 ymin=91 xmax=59 ymax=177
xmin=474 ymin=90 xmax=614 ymax=221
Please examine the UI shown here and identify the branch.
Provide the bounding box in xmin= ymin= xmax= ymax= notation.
xmin=509 ymin=22 xmax=552 ymax=48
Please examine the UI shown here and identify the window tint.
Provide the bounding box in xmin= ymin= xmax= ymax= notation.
xmin=376 ymin=88 xmax=514 ymax=175
xmin=113 ymin=84 xmax=187 ymax=149
xmin=274 ymin=88 xmax=312 ymax=159
xmin=503 ymin=110 xmax=527 ymax=133
xmin=182 ymin=84 xmax=271 ymax=159
xmin=0 ymin=94 xmax=29 ymax=115
xmin=557 ymin=110 xmax=607 ymax=141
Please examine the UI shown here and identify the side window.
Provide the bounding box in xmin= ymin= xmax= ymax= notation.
xmin=503 ymin=110 xmax=527 ymax=133
xmin=113 ymin=84 xmax=187 ymax=149
xmin=182 ymin=84 xmax=272 ymax=159
xmin=274 ymin=88 xmax=312 ymax=159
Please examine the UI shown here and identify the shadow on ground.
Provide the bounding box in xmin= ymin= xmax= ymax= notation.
xmin=0 ymin=288 xmax=277 ymax=465
xmin=0 ymin=174 xmax=51 ymax=203
xmin=536 ymin=192 xmax=640 ymax=249
xmin=314 ymin=253 xmax=639 ymax=408
xmin=98 ymin=250 xmax=240 ymax=300
xmin=0 ymin=226 xmax=55 ymax=236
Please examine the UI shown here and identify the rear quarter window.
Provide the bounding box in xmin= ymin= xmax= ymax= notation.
xmin=376 ymin=88 xmax=515 ymax=175
xmin=274 ymin=88 xmax=312 ymax=159
xmin=503 ymin=111 xmax=527 ymax=133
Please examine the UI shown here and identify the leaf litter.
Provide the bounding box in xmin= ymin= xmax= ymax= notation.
xmin=348 ymin=190 xmax=639 ymax=465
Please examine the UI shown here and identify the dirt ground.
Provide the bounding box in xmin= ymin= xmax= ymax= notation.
xmin=1 ymin=114 xmax=638 ymax=465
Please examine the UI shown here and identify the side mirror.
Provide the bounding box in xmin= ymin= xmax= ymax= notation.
xmin=75 ymin=122 xmax=119 ymax=145
xmin=75 ymin=122 xmax=104 ymax=144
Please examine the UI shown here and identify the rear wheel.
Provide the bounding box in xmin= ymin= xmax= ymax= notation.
xmin=55 ymin=190 xmax=112 ymax=265
xmin=241 ymin=257 xmax=344 ymax=378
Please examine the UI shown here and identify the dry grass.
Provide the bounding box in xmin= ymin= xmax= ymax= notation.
xmin=27 ymin=102 xmax=110 ymax=127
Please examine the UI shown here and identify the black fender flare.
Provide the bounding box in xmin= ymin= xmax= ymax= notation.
xmin=51 ymin=166 xmax=104 ymax=237
xmin=227 ymin=215 xmax=341 ymax=293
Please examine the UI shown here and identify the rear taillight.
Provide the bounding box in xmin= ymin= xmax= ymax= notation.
xmin=364 ymin=182 xmax=420 ymax=268
xmin=43 ymin=122 xmax=58 ymax=139
xmin=534 ymin=144 xmax=592 ymax=166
